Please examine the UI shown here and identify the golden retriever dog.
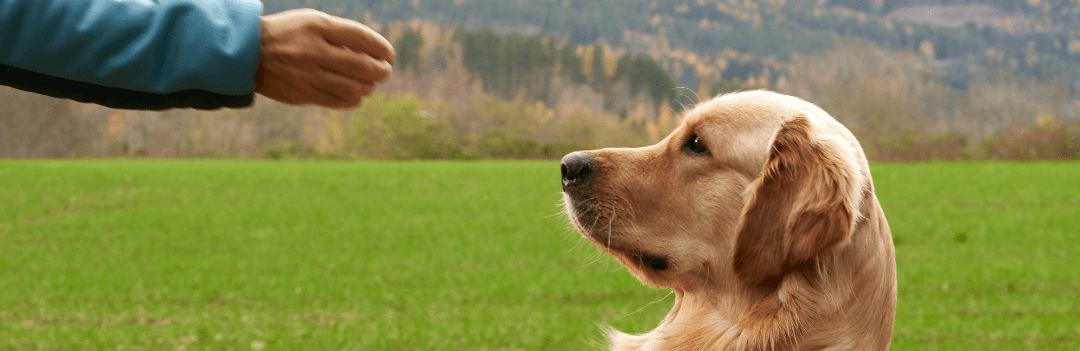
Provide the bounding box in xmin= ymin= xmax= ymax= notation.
xmin=560 ymin=90 xmax=896 ymax=350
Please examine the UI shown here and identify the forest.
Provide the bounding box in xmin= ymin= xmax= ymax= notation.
xmin=2 ymin=0 xmax=1078 ymax=160
xmin=262 ymin=0 xmax=1080 ymax=92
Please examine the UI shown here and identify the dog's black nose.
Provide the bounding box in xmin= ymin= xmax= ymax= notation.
xmin=561 ymin=152 xmax=593 ymax=190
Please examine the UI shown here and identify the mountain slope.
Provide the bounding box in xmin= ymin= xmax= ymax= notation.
xmin=262 ymin=0 xmax=1080 ymax=94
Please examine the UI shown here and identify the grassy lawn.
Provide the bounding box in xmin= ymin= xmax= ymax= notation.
xmin=874 ymin=162 xmax=1080 ymax=350
xmin=1 ymin=160 xmax=1077 ymax=350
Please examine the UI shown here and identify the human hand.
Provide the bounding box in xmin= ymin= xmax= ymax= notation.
xmin=255 ymin=9 xmax=395 ymax=110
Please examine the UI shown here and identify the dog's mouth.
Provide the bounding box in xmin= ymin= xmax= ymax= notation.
xmin=623 ymin=250 xmax=670 ymax=271
xmin=565 ymin=201 xmax=670 ymax=272
xmin=585 ymin=231 xmax=671 ymax=272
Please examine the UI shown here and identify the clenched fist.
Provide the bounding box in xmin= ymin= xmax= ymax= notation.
xmin=255 ymin=9 xmax=395 ymax=110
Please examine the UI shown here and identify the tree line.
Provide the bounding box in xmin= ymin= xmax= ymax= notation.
xmin=446 ymin=29 xmax=675 ymax=110
xmin=2 ymin=20 xmax=1077 ymax=161
xmin=263 ymin=0 xmax=1080 ymax=95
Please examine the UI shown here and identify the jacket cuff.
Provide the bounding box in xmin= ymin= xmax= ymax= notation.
xmin=0 ymin=63 xmax=255 ymax=110
xmin=222 ymin=0 xmax=264 ymax=95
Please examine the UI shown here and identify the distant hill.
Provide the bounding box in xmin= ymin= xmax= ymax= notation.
xmin=4 ymin=0 xmax=1078 ymax=161
xmin=263 ymin=0 xmax=1080 ymax=95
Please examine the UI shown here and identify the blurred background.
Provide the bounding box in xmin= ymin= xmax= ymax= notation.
xmin=4 ymin=0 xmax=1079 ymax=161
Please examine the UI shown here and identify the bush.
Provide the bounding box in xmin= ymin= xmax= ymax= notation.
xmin=979 ymin=116 xmax=1080 ymax=160
xmin=351 ymin=94 xmax=467 ymax=159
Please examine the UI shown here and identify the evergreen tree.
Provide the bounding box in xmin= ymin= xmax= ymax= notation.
xmin=395 ymin=29 xmax=423 ymax=74
xmin=559 ymin=43 xmax=587 ymax=84
xmin=592 ymin=44 xmax=605 ymax=91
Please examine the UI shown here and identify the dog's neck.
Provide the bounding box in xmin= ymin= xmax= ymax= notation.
xmin=610 ymin=273 xmax=841 ymax=351
xmin=610 ymin=198 xmax=896 ymax=351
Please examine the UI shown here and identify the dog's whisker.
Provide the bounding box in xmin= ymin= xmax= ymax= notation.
xmin=567 ymin=239 xmax=584 ymax=253
xmin=670 ymin=87 xmax=699 ymax=117
xmin=672 ymin=87 xmax=688 ymax=108
xmin=588 ymin=207 xmax=604 ymax=233
xmin=544 ymin=211 xmax=567 ymax=219
xmin=605 ymin=207 xmax=617 ymax=248
xmin=685 ymin=87 xmax=702 ymax=103
xmin=626 ymin=289 xmax=674 ymax=316
xmin=584 ymin=248 xmax=609 ymax=267
xmin=561 ymin=226 xmax=582 ymax=242
xmin=615 ymin=194 xmax=637 ymax=221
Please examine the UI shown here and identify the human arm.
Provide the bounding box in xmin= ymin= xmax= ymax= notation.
xmin=0 ymin=0 xmax=263 ymax=110
xmin=0 ymin=1 xmax=393 ymax=111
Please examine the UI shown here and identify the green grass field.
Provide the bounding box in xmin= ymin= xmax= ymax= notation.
xmin=1 ymin=160 xmax=1077 ymax=350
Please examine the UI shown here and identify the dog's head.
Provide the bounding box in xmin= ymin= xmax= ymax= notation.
xmin=561 ymin=90 xmax=870 ymax=291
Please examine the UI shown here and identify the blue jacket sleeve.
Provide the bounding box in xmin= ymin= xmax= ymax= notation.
xmin=0 ymin=0 xmax=263 ymax=110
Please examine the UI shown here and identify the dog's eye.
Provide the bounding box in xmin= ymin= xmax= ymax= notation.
xmin=685 ymin=134 xmax=708 ymax=155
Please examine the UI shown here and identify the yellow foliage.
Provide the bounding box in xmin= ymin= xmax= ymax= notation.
xmin=646 ymin=119 xmax=660 ymax=143
xmin=382 ymin=21 xmax=405 ymax=43
xmin=419 ymin=23 xmax=442 ymax=60
xmin=774 ymin=74 xmax=789 ymax=91
xmin=581 ymin=45 xmax=595 ymax=84
xmin=656 ymin=100 xmax=674 ymax=136
xmin=694 ymin=63 xmax=711 ymax=78
xmin=312 ymin=112 xmax=344 ymax=155
xmin=600 ymin=43 xmax=619 ymax=80
xmin=696 ymin=79 xmax=712 ymax=101
xmin=627 ymin=103 xmax=652 ymax=124
xmin=1036 ymin=110 xmax=1056 ymax=128
xmin=919 ymin=41 xmax=935 ymax=61
xmin=650 ymin=14 xmax=663 ymax=27
xmin=1068 ymin=40 xmax=1080 ymax=54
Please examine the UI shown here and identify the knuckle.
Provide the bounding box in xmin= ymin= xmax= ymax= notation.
xmin=299 ymin=12 xmax=333 ymax=31
xmin=301 ymin=19 xmax=324 ymax=33
xmin=332 ymin=91 xmax=361 ymax=109
xmin=300 ymin=8 xmax=326 ymax=18
xmin=339 ymin=82 xmax=361 ymax=97
xmin=315 ymin=12 xmax=336 ymax=28
xmin=345 ymin=82 xmax=364 ymax=97
xmin=366 ymin=61 xmax=392 ymax=82
xmin=346 ymin=96 xmax=363 ymax=108
xmin=357 ymin=83 xmax=376 ymax=96
xmin=375 ymin=65 xmax=392 ymax=81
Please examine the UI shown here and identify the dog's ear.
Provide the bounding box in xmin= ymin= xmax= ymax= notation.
xmin=733 ymin=116 xmax=864 ymax=287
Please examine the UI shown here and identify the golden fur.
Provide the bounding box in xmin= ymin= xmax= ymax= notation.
xmin=561 ymin=90 xmax=896 ymax=351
